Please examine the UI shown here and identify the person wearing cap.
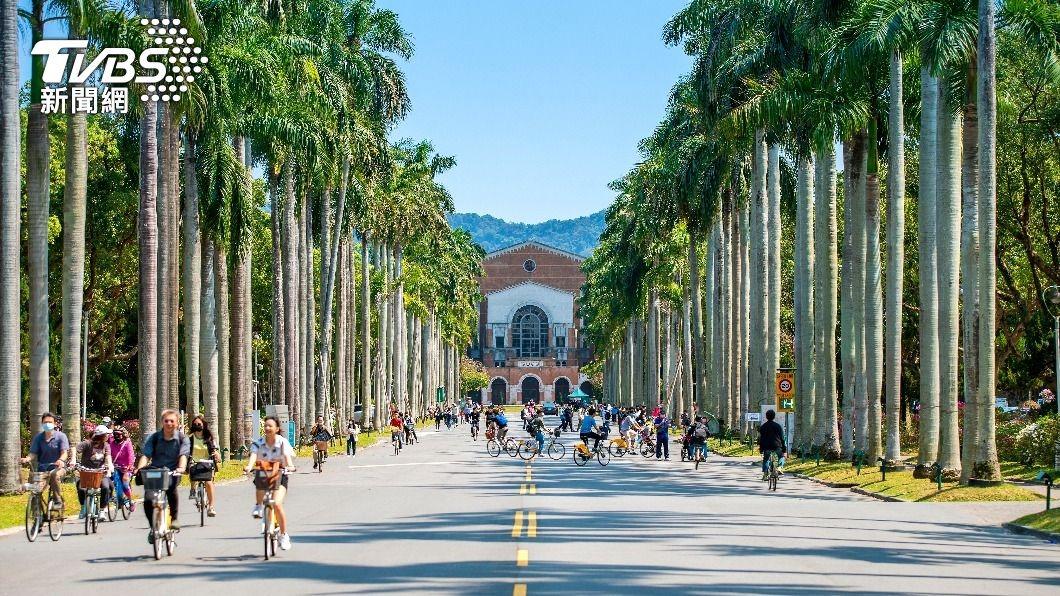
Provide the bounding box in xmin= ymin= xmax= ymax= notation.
xmin=76 ymin=425 xmax=115 ymax=518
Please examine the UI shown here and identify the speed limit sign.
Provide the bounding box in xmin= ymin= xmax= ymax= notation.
xmin=775 ymin=371 xmax=795 ymax=412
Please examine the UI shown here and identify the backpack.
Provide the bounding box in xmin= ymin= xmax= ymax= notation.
xmin=694 ymin=424 xmax=708 ymax=439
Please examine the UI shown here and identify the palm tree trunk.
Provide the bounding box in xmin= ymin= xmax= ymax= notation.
xmin=270 ymin=173 xmax=285 ymax=408
xmin=885 ymin=51 xmax=906 ymax=465
xmin=395 ymin=247 xmax=407 ymax=410
xmin=335 ymin=239 xmax=347 ymax=428
xmin=62 ymin=83 xmax=88 ymax=445
xmin=361 ymin=236 xmax=372 ymax=429
xmin=721 ymin=201 xmax=734 ymax=431
xmin=702 ymin=226 xmax=714 ymax=413
xmin=689 ymin=227 xmax=707 ymax=412
xmin=305 ymin=194 xmax=316 ymax=427
xmin=647 ymin=290 xmax=660 ymax=405
xmin=282 ymin=160 xmax=300 ymax=429
xmin=795 ymin=154 xmax=816 ymax=453
xmin=231 ymin=246 xmax=251 ymax=448
xmin=751 ymin=131 xmax=770 ymax=415
xmin=681 ymin=268 xmax=694 ymax=416
xmin=375 ymin=244 xmax=388 ymax=427
xmin=215 ymin=246 xmax=231 ymax=451
xmin=184 ymin=135 xmax=201 ymax=418
xmin=298 ymin=196 xmax=309 ymax=430
xmin=156 ymin=107 xmax=171 ymax=418
xmin=864 ymin=122 xmax=884 ymax=463
xmin=200 ymin=239 xmax=219 ymax=435
xmin=767 ymin=144 xmax=782 ymax=407
xmin=814 ymin=145 xmax=841 ymax=458
xmin=974 ymin=0 xmax=1001 ymax=480
xmin=167 ymin=115 xmax=180 ymax=413
xmin=623 ymin=323 xmax=633 ymax=406
xmin=936 ymin=83 xmax=963 ymax=481
xmin=318 ymin=161 xmax=348 ymax=421
xmin=738 ymin=201 xmax=750 ymax=434
xmin=960 ymin=63 xmax=981 ymax=483
xmin=0 ymin=0 xmax=23 ymax=492
xmin=915 ymin=68 xmax=942 ymax=478
xmin=138 ymin=78 xmax=159 ymax=437
xmin=26 ymin=0 xmax=49 ymax=423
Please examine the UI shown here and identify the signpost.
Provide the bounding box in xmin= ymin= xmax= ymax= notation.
xmin=775 ymin=369 xmax=795 ymax=447
xmin=436 ymin=387 xmax=446 ymax=404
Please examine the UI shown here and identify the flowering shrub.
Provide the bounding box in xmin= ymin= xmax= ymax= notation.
xmin=996 ymin=414 xmax=1060 ymax=466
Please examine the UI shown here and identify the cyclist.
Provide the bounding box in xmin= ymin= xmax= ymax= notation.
xmin=21 ymin=412 xmax=71 ymax=512
xmin=244 ymin=416 xmax=294 ymax=550
xmin=759 ymin=409 xmax=787 ymax=480
xmin=403 ymin=412 xmax=418 ymax=445
xmin=75 ymin=425 xmax=114 ymax=518
xmin=620 ymin=409 xmax=640 ymax=450
xmin=469 ymin=405 xmax=481 ymax=440
xmin=579 ymin=407 xmax=602 ymax=453
xmin=134 ymin=409 xmax=189 ymax=541
xmin=527 ymin=410 xmax=546 ymax=454
xmin=110 ymin=425 xmax=136 ymax=512
xmin=309 ymin=416 xmax=332 ymax=469
xmin=390 ymin=411 xmax=405 ymax=451
xmin=494 ymin=407 xmax=509 ymax=441
xmin=188 ymin=414 xmax=220 ymax=517
xmin=688 ymin=416 xmax=709 ymax=462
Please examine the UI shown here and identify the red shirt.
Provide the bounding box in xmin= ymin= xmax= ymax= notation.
xmin=390 ymin=417 xmax=404 ymax=431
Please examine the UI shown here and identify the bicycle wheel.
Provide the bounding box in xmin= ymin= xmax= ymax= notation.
xmin=198 ymin=485 xmax=206 ymax=527
xmin=597 ymin=448 xmax=610 ymax=467
xmin=519 ymin=441 xmax=538 ymax=460
xmin=505 ymin=439 xmax=520 ymax=458
xmin=486 ymin=439 xmax=502 ymax=457
xmin=573 ymin=447 xmax=588 ymax=466
xmin=119 ymin=495 xmax=130 ymax=520
xmin=25 ymin=496 xmax=42 ymax=542
xmin=640 ymin=443 xmax=654 ymax=458
xmin=263 ymin=507 xmax=273 ymax=561
xmin=607 ymin=442 xmax=626 ymax=458
xmin=547 ymin=441 xmax=566 ymax=460
xmin=393 ymin=439 xmax=399 ymax=456
xmin=89 ymin=497 xmax=99 ymax=534
xmin=152 ymin=509 xmax=164 ymax=560
xmin=105 ymin=493 xmax=116 ymax=522
xmin=48 ymin=498 xmax=64 ymax=541
xmin=165 ymin=533 xmax=175 ymax=556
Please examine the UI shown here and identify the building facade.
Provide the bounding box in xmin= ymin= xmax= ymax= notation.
xmin=469 ymin=241 xmax=594 ymax=404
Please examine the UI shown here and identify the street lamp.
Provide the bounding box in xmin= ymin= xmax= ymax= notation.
xmin=1044 ymin=285 xmax=1060 ymax=469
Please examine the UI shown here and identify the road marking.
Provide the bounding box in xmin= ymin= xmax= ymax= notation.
xmin=512 ymin=510 xmax=524 ymax=538
xmin=527 ymin=511 xmax=537 ymax=537
xmin=516 ymin=548 xmax=529 ymax=567
xmin=513 ymin=584 xmax=527 ymax=596
xmin=524 ymin=468 xmax=532 ymax=481
xmin=347 ymin=461 xmax=458 ymax=469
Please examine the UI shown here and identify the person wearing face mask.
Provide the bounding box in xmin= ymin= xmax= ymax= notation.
xmin=21 ymin=412 xmax=71 ymax=511
xmin=188 ymin=415 xmax=220 ymax=517
xmin=109 ymin=426 xmax=136 ymax=512
xmin=76 ymin=426 xmax=115 ymax=518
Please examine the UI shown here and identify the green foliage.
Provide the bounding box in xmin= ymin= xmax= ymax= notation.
xmin=459 ymin=357 xmax=489 ymax=396
xmin=997 ymin=414 xmax=1060 ymax=467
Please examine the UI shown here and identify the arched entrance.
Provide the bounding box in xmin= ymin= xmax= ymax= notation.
xmin=511 ymin=305 xmax=549 ymax=357
xmin=554 ymin=378 xmax=571 ymax=401
xmin=579 ymin=381 xmax=594 ymax=398
xmin=521 ymin=376 xmax=540 ymax=404
xmin=491 ymin=378 xmax=507 ymax=405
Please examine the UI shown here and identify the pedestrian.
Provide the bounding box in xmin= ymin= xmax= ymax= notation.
xmin=346 ymin=419 xmax=359 ymax=456
xmin=654 ymin=413 xmax=670 ymax=460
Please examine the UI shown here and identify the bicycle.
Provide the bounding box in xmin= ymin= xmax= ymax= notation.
xmin=470 ymin=422 xmax=479 ymax=441
xmin=142 ymin=467 xmax=180 ymax=560
xmin=77 ymin=466 xmax=106 ymax=535
xmin=503 ymin=437 xmax=523 ymax=458
xmin=392 ymin=432 xmax=402 ymax=455
xmin=189 ymin=458 xmax=216 ymax=527
xmin=637 ymin=433 xmax=656 ymax=458
xmin=607 ymin=434 xmax=633 ymax=457
xmin=23 ymin=465 xmax=65 ymax=542
xmin=313 ymin=441 xmax=327 ymax=473
xmin=689 ymin=442 xmax=708 ymax=470
xmin=110 ymin=469 xmax=131 ymax=521
xmin=766 ymin=452 xmax=780 ymax=491
xmin=251 ymin=464 xmax=292 ymax=561
xmin=543 ymin=429 xmax=566 ymax=460
xmin=573 ymin=438 xmax=610 ymax=467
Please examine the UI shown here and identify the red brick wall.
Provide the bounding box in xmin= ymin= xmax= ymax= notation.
xmin=479 ymin=244 xmax=585 ymax=294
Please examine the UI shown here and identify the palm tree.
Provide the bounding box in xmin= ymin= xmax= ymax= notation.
xmin=137 ymin=0 xmax=159 ymax=438
xmin=200 ymin=239 xmax=219 ymax=434
xmin=814 ymin=144 xmax=840 ymax=458
xmin=0 ymin=0 xmax=21 ymax=492
xmin=215 ymin=245 xmax=231 ymax=451
xmin=184 ymin=135 xmax=202 ymax=419
xmin=884 ymin=50 xmax=905 ymax=466
xmin=973 ymin=0 xmax=1001 ymax=481
xmin=795 ymin=153 xmax=816 ymax=453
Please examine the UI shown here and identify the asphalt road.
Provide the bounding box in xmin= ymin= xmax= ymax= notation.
xmin=0 ymin=416 xmax=1056 ymax=595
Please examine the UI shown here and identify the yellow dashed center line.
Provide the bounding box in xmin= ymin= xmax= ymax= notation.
xmin=513 ymin=584 xmax=527 ymax=596
xmin=527 ymin=511 xmax=537 ymax=538
xmin=516 ymin=548 xmax=529 ymax=567
xmin=512 ymin=510 xmax=524 ymax=538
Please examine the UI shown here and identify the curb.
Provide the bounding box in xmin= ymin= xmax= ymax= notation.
xmin=851 ymin=487 xmax=904 ymax=502
xmin=1003 ymin=522 xmax=1060 ymax=543
xmin=792 ymin=473 xmax=857 ymax=489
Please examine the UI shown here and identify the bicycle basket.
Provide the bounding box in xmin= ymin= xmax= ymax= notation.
xmin=552 ymin=428 xmax=562 ymax=438
xmin=314 ymin=440 xmax=329 ymax=452
xmin=253 ymin=468 xmax=280 ymax=490
xmin=78 ymin=469 xmax=105 ymax=489
xmin=188 ymin=460 xmax=216 ymax=482
xmin=141 ymin=468 xmax=171 ymax=492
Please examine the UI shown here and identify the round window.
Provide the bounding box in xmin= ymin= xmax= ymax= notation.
xmin=523 ymin=259 xmax=537 ymax=273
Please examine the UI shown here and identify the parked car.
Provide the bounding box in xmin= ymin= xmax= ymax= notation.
xmin=541 ymin=402 xmax=558 ymax=415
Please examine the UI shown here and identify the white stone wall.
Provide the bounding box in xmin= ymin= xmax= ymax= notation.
xmin=485 ymin=281 xmax=575 ymax=327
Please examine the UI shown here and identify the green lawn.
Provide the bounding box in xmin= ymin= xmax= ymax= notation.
xmin=708 ymin=437 xmax=757 ymax=457
xmin=786 ymin=459 xmax=1042 ymax=502
xmin=1012 ymin=508 xmax=1060 ymax=534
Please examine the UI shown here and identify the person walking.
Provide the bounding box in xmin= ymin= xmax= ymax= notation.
xmin=346 ymin=419 xmax=359 ymax=456
xmin=654 ymin=413 xmax=670 ymax=460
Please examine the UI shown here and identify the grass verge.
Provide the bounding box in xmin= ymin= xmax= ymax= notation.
xmin=786 ymin=459 xmax=1042 ymax=502
xmin=1010 ymin=508 xmax=1060 ymax=534
xmin=708 ymin=438 xmax=757 ymax=457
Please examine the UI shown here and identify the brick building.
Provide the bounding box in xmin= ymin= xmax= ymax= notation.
xmin=469 ymin=241 xmax=595 ymax=404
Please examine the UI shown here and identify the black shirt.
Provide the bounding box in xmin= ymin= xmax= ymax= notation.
xmin=758 ymin=420 xmax=785 ymax=452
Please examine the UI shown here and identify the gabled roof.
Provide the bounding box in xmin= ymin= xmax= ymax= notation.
xmin=485 ymin=240 xmax=585 ymax=263
xmin=484 ymin=279 xmax=578 ymax=297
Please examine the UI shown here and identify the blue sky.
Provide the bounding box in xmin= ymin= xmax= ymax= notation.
xmin=378 ymin=0 xmax=691 ymax=223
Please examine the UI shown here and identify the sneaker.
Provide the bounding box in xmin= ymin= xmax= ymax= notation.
xmin=312 ymin=463 xmax=318 ymax=470
xmin=279 ymin=533 xmax=291 ymax=550
xmin=147 ymin=530 xmax=155 ymax=544
xmin=252 ymin=505 xmax=263 ymax=519
xmin=207 ymin=507 xmax=217 ymax=517
xmin=761 ymin=472 xmax=769 ymax=481
xmin=665 ymin=457 xmax=670 ymax=461
xmin=78 ymin=510 xmax=86 ymax=520
xmin=170 ymin=520 xmax=181 ymax=531
xmin=128 ymin=501 xmax=136 ymax=513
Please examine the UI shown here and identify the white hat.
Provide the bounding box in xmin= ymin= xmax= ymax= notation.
xmin=92 ymin=425 xmax=112 ymax=436
xmin=102 ymin=416 xmax=112 ymax=423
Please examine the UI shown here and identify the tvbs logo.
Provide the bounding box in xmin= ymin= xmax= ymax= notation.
xmin=31 ymin=17 xmax=206 ymax=114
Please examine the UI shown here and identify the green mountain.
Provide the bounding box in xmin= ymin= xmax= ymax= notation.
xmin=447 ymin=210 xmax=605 ymax=257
